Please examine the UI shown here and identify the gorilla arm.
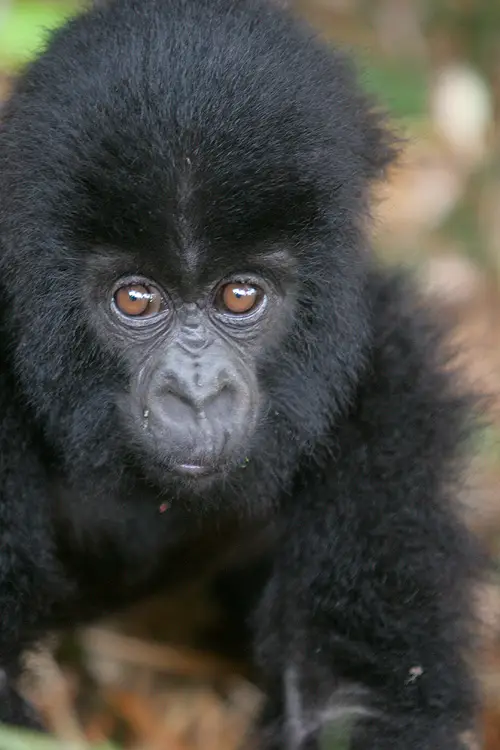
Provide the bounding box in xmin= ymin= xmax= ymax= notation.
xmin=253 ymin=273 xmax=480 ymax=750
xmin=0 ymin=380 xmax=62 ymax=727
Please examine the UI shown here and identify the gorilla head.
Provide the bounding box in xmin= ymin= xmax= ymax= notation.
xmin=0 ymin=0 xmax=393 ymax=496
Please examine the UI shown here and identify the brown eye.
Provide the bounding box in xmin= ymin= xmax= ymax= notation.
xmin=220 ymin=283 xmax=262 ymax=315
xmin=114 ymin=283 xmax=162 ymax=317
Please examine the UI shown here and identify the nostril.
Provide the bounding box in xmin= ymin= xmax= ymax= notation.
xmin=203 ymin=384 xmax=236 ymax=425
xmin=156 ymin=392 xmax=198 ymax=426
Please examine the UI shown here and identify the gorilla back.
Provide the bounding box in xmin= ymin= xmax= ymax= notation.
xmin=0 ymin=0 xmax=482 ymax=747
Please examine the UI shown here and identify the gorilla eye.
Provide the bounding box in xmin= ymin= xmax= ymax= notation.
xmin=113 ymin=283 xmax=162 ymax=318
xmin=218 ymin=283 xmax=263 ymax=315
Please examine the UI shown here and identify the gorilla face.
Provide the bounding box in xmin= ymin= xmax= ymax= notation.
xmin=82 ymin=245 xmax=297 ymax=484
xmin=0 ymin=0 xmax=390 ymax=494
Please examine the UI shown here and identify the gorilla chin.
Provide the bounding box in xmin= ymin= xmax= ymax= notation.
xmin=132 ymin=427 xmax=256 ymax=491
xmin=123 ymin=397 xmax=261 ymax=488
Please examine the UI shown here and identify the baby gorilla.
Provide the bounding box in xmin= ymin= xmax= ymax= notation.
xmin=0 ymin=0 xmax=482 ymax=747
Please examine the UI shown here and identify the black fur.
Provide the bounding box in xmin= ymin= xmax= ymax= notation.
xmin=0 ymin=0 xmax=481 ymax=747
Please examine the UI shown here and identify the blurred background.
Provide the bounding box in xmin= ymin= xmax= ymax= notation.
xmin=1 ymin=1 xmax=500 ymax=748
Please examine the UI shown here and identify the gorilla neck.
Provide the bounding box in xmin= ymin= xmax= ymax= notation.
xmin=48 ymin=473 xmax=274 ymax=623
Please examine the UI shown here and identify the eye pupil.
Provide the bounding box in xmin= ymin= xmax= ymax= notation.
xmin=114 ymin=283 xmax=162 ymax=317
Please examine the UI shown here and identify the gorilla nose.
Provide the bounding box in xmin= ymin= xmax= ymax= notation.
xmin=160 ymin=371 xmax=236 ymax=423
xmin=148 ymin=361 xmax=240 ymax=441
xmin=145 ymin=346 xmax=247 ymax=461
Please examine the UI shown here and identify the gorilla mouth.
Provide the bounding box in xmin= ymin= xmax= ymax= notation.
xmin=174 ymin=463 xmax=218 ymax=477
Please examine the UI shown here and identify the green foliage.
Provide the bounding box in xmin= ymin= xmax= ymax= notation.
xmin=0 ymin=725 xmax=117 ymax=750
xmin=0 ymin=1 xmax=79 ymax=67
xmin=358 ymin=56 xmax=428 ymax=120
xmin=423 ymin=0 xmax=500 ymax=76
xmin=474 ymin=424 xmax=500 ymax=469
xmin=0 ymin=723 xmax=353 ymax=750
xmin=320 ymin=717 xmax=354 ymax=750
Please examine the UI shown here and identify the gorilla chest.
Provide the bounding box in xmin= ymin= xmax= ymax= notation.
xmin=50 ymin=481 xmax=246 ymax=611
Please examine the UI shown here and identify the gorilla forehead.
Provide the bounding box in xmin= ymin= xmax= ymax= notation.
xmin=76 ymin=117 xmax=320 ymax=279
xmin=0 ymin=0 xmax=352 ymax=273
xmin=73 ymin=126 xmax=318 ymax=285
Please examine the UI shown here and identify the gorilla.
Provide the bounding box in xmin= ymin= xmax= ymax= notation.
xmin=0 ymin=0 xmax=482 ymax=747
